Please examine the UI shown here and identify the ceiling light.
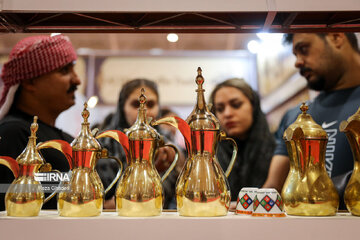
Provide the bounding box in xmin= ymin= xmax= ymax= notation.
xmin=247 ymin=40 xmax=260 ymax=54
xmin=167 ymin=33 xmax=179 ymax=43
xmin=256 ymin=33 xmax=286 ymax=55
xmin=87 ymin=96 xmax=99 ymax=108
xmin=256 ymin=33 xmax=284 ymax=43
xmin=50 ymin=33 xmax=61 ymax=37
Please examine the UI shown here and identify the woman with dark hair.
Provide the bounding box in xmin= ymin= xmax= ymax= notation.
xmin=96 ymin=79 xmax=178 ymax=209
xmin=100 ymin=79 xmax=159 ymax=154
xmin=209 ymin=78 xmax=275 ymax=204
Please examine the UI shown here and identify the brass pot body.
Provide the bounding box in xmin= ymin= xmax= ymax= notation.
xmin=116 ymin=139 xmax=164 ymax=217
xmin=112 ymin=89 xmax=179 ymax=217
xmin=340 ymin=107 xmax=360 ymax=215
xmin=153 ymin=68 xmax=237 ymax=217
xmin=282 ymin=138 xmax=339 ymax=216
xmin=0 ymin=117 xmax=55 ymax=217
xmin=282 ymin=103 xmax=339 ymax=216
xmin=38 ymin=104 xmax=123 ymax=217
xmin=176 ymin=130 xmax=232 ymax=217
xmin=57 ymin=151 xmax=104 ymax=217
xmin=5 ymin=168 xmax=44 ymax=217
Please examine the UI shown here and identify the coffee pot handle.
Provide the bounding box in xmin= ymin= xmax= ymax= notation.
xmin=159 ymin=143 xmax=179 ymax=182
xmin=219 ymin=131 xmax=238 ymax=178
xmin=37 ymin=140 xmax=73 ymax=169
xmin=99 ymin=149 xmax=124 ymax=195
xmin=36 ymin=163 xmax=64 ymax=204
xmin=42 ymin=168 xmax=63 ymax=203
xmin=0 ymin=156 xmax=19 ymax=178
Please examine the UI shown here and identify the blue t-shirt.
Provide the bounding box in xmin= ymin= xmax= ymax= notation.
xmin=274 ymin=86 xmax=360 ymax=178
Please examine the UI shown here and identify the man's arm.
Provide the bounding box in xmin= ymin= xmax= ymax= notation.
xmin=262 ymin=106 xmax=300 ymax=193
xmin=262 ymin=155 xmax=290 ymax=193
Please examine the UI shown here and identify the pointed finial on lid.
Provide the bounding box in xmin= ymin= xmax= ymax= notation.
xmin=30 ymin=116 xmax=38 ymax=137
xmin=139 ymin=88 xmax=146 ymax=109
xmin=196 ymin=67 xmax=204 ymax=90
xmin=82 ymin=102 xmax=90 ymax=123
xmin=300 ymin=102 xmax=308 ymax=114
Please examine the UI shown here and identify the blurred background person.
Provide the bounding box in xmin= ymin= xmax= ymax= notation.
xmin=263 ymin=33 xmax=360 ymax=210
xmin=96 ymin=78 xmax=181 ymax=209
xmin=209 ymin=78 xmax=275 ymax=208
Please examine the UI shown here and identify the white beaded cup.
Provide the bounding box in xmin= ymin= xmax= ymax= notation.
xmin=252 ymin=188 xmax=285 ymax=217
xmin=236 ymin=187 xmax=258 ymax=215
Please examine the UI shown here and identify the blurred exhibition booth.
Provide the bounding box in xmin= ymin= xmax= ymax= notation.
xmin=1 ymin=32 xmax=359 ymax=136
xmin=0 ymin=0 xmax=359 ymax=137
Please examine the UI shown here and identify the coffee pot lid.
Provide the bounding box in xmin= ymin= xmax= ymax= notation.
xmin=71 ymin=103 xmax=102 ymax=151
xmin=186 ymin=67 xmax=220 ymax=131
xmin=126 ymin=88 xmax=159 ymax=141
xmin=340 ymin=106 xmax=360 ymax=132
xmin=283 ymin=102 xmax=328 ymax=141
xmin=17 ymin=116 xmax=45 ymax=165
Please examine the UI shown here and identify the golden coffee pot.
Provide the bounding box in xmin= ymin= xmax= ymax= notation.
xmin=98 ymin=88 xmax=179 ymax=216
xmin=340 ymin=106 xmax=360 ymax=216
xmin=153 ymin=67 xmax=238 ymax=217
xmin=281 ymin=103 xmax=339 ymax=216
xmin=0 ymin=117 xmax=57 ymax=216
xmin=37 ymin=103 xmax=123 ymax=217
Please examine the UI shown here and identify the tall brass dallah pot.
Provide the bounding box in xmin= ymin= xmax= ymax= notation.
xmin=281 ymin=103 xmax=339 ymax=216
xmin=340 ymin=107 xmax=360 ymax=216
xmin=38 ymin=104 xmax=123 ymax=217
xmin=0 ymin=117 xmax=57 ymax=216
xmin=153 ymin=67 xmax=238 ymax=216
xmin=98 ymin=89 xmax=179 ymax=217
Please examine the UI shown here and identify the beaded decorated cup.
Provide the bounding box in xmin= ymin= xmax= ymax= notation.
xmin=236 ymin=187 xmax=258 ymax=215
xmin=252 ymin=188 xmax=285 ymax=217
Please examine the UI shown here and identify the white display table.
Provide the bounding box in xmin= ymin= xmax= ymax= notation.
xmin=0 ymin=210 xmax=359 ymax=240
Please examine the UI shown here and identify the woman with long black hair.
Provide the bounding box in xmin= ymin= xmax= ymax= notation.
xmin=209 ymin=78 xmax=275 ymax=204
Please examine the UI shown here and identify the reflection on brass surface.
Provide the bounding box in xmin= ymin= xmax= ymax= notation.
xmin=282 ymin=103 xmax=339 ymax=216
xmin=117 ymin=197 xmax=163 ymax=217
xmin=340 ymin=107 xmax=360 ymax=216
xmin=57 ymin=169 xmax=104 ymax=217
xmin=103 ymin=89 xmax=178 ymax=217
xmin=0 ymin=117 xmax=57 ymax=217
xmin=58 ymin=198 xmax=103 ymax=217
xmin=178 ymin=194 xmax=230 ymax=217
xmin=116 ymin=157 xmax=163 ymax=217
xmin=176 ymin=147 xmax=232 ymax=217
xmin=6 ymin=177 xmax=44 ymax=217
xmin=38 ymin=104 xmax=123 ymax=217
xmin=153 ymin=68 xmax=237 ymax=217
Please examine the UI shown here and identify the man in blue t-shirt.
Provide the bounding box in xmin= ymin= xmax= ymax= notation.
xmin=263 ymin=33 xmax=360 ymax=209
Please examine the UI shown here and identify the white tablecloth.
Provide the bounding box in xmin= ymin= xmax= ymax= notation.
xmin=0 ymin=210 xmax=359 ymax=240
